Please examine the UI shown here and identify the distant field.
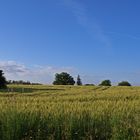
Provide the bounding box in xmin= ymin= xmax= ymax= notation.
xmin=0 ymin=85 xmax=139 ymax=140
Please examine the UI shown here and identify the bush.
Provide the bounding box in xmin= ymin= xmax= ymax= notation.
xmin=99 ymin=80 xmax=111 ymax=86
xmin=118 ymin=81 xmax=131 ymax=86
xmin=85 ymin=84 xmax=95 ymax=86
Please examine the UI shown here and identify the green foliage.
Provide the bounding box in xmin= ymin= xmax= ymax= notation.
xmin=99 ymin=80 xmax=111 ymax=86
xmin=7 ymin=80 xmax=42 ymax=85
xmin=0 ymin=70 xmax=7 ymax=89
xmin=85 ymin=84 xmax=95 ymax=86
xmin=53 ymin=72 xmax=75 ymax=85
xmin=76 ymin=75 xmax=82 ymax=85
xmin=118 ymin=81 xmax=131 ymax=86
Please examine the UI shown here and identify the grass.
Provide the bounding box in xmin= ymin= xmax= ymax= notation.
xmin=0 ymin=85 xmax=139 ymax=140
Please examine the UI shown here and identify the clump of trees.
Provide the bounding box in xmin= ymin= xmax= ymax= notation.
xmin=99 ymin=80 xmax=112 ymax=86
xmin=118 ymin=81 xmax=131 ymax=86
xmin=53 ymin=73 xmax=83 ymax=86
xmin=53 ymin=72 xmax=75 ymax=85
xmin=7 ymin=80 xmax=42 ymax=85
xmin=0 ymin=70 xmax=7 ymax=89
xmin=7 ymin=80 xmax=31 ymax=85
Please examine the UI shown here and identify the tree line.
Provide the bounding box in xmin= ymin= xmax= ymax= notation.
xmin=7 ymin=80 xmax=42 ymax=85
xmin=53 ymin=72 xmax=132 ymax=86
xmin=0 ymin=70 xmax=132 ymax=89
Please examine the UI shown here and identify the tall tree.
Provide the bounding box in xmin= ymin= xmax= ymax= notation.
xmin=0 ymin=70 xmax=7 ymax=89
xmin=53 ymin=72 xmax=75 ymax=85
xmin=77 ymin=75 xmax=82 ymax=85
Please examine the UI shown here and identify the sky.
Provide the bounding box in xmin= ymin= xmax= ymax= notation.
xmin=0 ymin=0 xmax=140 ymax=85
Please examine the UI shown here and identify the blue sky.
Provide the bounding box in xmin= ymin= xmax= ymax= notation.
xmin=0 ymin=0 xmax=140 ymax=85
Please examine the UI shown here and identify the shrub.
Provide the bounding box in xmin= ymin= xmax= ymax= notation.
xmin=99 ymin=80 xmax=111 ymax=86
xmin=118 ymin=81 xmax=131 ymax=86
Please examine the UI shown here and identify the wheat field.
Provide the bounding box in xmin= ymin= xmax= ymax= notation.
xmin=0 ymin=85 xmax=139 ymax=140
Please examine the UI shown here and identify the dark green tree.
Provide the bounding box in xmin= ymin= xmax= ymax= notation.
xmin=77 ymin=75 xmax=82 ymax=85
xmin=118 ymin=81 xmax=131 ymax=86
xmin=99 ymin=80 xmax=111 ymax=86
xmin=53 ymin=72 xmax=75 ymax=85
xmin=0 ymin=70 xmax=7 ymax=89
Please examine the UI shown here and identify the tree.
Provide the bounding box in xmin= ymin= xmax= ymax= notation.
xmin=0 ymin=70 xmax=7 ymax=89
xmin=118 ymin=81 xmax=131 ymax=86
xmin=99 ymin=80 xmax=111 ymax=86
xmin=77 ymin=75 xmax=82 ymax=85
xmin=53 ymin=72 xmax=75 ymax=85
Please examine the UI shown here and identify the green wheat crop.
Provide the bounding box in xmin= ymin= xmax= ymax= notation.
xmin=0 ymin=85 xmax=139 ymax=140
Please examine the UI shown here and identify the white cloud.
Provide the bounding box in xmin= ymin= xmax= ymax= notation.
xmin=0 ymin=61 xmax=75 ymax=84
xmin=1 ymin=61 xmax=139 ymax=85
xmin=0 ymin=61 xmax=30 ymax=76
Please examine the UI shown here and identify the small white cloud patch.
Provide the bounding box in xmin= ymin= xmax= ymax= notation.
xmin=0 ymin=61 xmax=75 ymax=84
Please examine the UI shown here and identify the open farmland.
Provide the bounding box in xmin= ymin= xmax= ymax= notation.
xmin=0 ymin=85 xmax=139 ymax=140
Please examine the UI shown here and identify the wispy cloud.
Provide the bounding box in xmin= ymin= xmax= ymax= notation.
xmin=0 ymin=61 xmax=30 ymax=76
xmin=105 ymin=31 xmax=140 ymax=40
xmin=0 ymin=61 xmax=75 ymax=84
xmin=62 ymin=0 xmax=111 ymax=47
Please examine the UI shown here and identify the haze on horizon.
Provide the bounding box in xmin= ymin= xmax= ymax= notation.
xmin=0 ymin=0 xmax=140 ymax=85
